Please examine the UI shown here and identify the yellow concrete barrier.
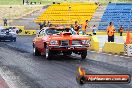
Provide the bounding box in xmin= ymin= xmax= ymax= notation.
xmin=102 ymin=42 xmax=124 ymax=55
xmin=18 ymin=30 xmax=36 ymax=35
xmin=115 ymin=43 xmax=124 ymax=54
xmin=88 ymin=36 xmax=99 ymax=51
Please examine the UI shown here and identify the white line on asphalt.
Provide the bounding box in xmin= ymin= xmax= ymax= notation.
xmin=108 ymin=54 xmax=112 ymax=56
xmin=120 ymin=56 xmax=124 ymax=58
xmin=114 ymin=55 xmax=119 ymax=57
xmin=88 ymin=50 xmax=132 ymax=59
xmin=90 ymin=51 xmax=96 ymax=53
xmin=124 ymin=56 xmax=130 ymax=59
xmin=102 ymin=53 xmax=108 ymax=55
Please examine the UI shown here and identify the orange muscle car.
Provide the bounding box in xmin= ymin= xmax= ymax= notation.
xmin=33 ymin=26 xmax=90 ymax=60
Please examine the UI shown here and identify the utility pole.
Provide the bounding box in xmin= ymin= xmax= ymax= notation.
xmin=23 ymin=0 xmax=25 ymax=5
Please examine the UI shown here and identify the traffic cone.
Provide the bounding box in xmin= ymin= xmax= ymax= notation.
xmin=126 ymin=31 xmax=131 ymax=44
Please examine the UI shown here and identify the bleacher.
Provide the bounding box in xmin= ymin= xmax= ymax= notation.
xmin=98 ymin=3 xmax=132 ymax=30
xmin=35 ymin=2 xmax=98 ymax=25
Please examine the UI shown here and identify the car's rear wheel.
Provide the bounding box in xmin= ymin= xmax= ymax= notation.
xmin=33 ymin=47 xmax=41 ymax=56
xmin=81 ymin=50 xmax=87 ymax=60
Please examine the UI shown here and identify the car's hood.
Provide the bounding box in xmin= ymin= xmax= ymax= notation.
xmin=42 ymin=32 xmax=90 ymax=41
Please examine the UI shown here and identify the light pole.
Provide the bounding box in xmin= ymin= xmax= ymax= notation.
xmin=23 ymin=0 xmax=24 ymax=5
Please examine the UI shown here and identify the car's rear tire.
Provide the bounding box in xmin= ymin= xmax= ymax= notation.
xmin=33 ymin=47 xmax=41 ymax=56
xmin=81 ymin=50 xmax=87 ymax=60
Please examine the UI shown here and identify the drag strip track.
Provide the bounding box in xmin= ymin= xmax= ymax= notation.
xmin=0 ymin=36 xmax=132 ymax=88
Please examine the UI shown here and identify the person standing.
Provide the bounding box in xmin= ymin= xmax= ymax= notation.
xmin=3 ymin=18 xmax=7 ymax=26
xmin=39 ymin=22 xmax=43 ymax=30
xmin=119 ymin=25 xmax=124 ymax=36
xmin=92 ymin=25 xmax=97 ymax=35
xmin=47 ymin=21 xmax=51 ymax=27
xmin=43 ymin=20 xmax=46 ymax=27
xmin=106 ymin=22 xmax=116 ymax=42
xmin=82 ymin=20 xmax=88 ymax=35
xmin=74 ymin=21 xmax=80 ymax=34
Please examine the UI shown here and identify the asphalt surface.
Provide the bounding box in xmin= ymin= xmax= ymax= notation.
xmin=0 ymin=35 xmax=131 ymax=88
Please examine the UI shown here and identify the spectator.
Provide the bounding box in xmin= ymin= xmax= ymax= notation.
xmin=26 ymin=0 xmax=29 ymax=5
xmin=74 ymin=21 xmax=80 ymax=34
xmin=106 ymin=22 xmax=116 ymax=42
xmin=70 ymin=24 xmax=74 ymax=29
xmin=13 ymin=27 xmax=19 ymax=34
xmin=92 ymin=25 xmax=97 ymax=35
xmin=39 ymin=23 xmax=43 ymax=30
xmin=82 ymin=20 xmax=88 ymax=35
xmin=30 ymin=2 xmax=32 ymax=5
xmin=119 ymin=25 xmax=124 ymax=36
xmin=43 ymin=20 xmax=46 ymax=27
xmin=47 ymin=21 xmax=51 ymax=27
xmin=3 ymin=18 xmax=7 ymax=26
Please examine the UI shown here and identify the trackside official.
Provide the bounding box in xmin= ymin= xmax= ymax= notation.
xmin=106 ymin=22 xmax=116 ymax=42
xmin=74 ymin=21 xmax=80 ymax=34
xmin=82 ymin=20 xmax=88 ymax=35
xmin=119 ymin=25 xmax=124 ymax=36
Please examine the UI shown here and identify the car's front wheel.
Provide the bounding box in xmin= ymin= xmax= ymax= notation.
xmin=33 ymin=47 xmax=41 ymax=56
xmin=81 ymin=50 xmax=87 ymax=60
xmin=45 ymin=48 xmax=52 ymax=60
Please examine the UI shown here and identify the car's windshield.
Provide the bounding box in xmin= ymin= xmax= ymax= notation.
xmin=45 ymin=28 xmax=76 ymax=35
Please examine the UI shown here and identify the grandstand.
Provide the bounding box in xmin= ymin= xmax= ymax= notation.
xmin=0 ymin=0 xmax=131 ymax=5
xmin=98 ymin=3 xmax=132 ymax=31
xmin=35 ymin=2 xmax=98 ymax=25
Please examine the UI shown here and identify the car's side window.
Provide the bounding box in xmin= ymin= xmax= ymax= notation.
xmin=39 ymin=30 xmax=45 ymax=37
xmin=70 ymin=28 xmax=76 ymax=35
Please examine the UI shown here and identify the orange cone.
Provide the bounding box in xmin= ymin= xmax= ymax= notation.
xmin=126 ymin=31 xmax=131 ymax=44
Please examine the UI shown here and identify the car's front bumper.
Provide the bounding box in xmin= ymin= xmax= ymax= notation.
xmin=48 ymin=45 xmax=89 ymax=51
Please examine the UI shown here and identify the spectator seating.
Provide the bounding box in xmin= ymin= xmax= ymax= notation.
xmin=98 ymin=3 xmax=132 ymax=30
xmin=35 ymin=2 xmax=98 ymax=25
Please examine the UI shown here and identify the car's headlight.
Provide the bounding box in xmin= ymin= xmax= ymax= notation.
xmin=82 ymin=40 xmax=90 ymax=45
xmin=50 ymin=40 xmax=58 ymax=45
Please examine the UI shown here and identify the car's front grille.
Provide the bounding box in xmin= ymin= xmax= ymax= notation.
xmin=72 ymin=40 xmax=81 ymax=45
xmin=60 ymin=40 xmax=69 ymax=46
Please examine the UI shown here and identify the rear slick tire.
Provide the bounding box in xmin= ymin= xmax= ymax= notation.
xmin=81 ymin=51 xmax=87 ymax=60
